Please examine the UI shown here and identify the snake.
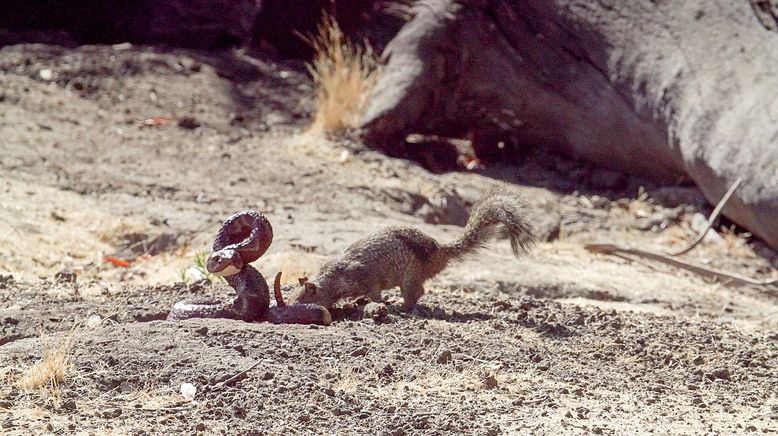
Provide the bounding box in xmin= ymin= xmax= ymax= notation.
xmin=167 ymin=210 xmax=331 ymax=325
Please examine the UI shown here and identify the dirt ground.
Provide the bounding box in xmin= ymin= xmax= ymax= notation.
xmin=1 ymin=43 xmax=777 ymax=435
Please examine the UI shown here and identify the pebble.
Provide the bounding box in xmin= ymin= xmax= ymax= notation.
xmin=436 ymin=350 xmax=453 ymax=364
xmin=54 ymin=268 xmax=77 ymax=283
xmin=351 ymin=347 xmax=368 ymax=357
xmin=483 ymin=375 xmax=498 ymax=389
xmin=705 ymin=368 xmax=731 ymax=381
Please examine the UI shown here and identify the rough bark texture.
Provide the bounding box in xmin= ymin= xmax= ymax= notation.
xmin=362 ymin=0 xmax=778 ymax=248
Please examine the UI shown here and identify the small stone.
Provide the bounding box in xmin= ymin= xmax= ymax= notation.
xmin=324 ymin=387 xmax=336 ymax=397
xmin=180 ymin=383 xmax=197 ymax=401
xmin=39 ymin=69 xmax=54 ymax=81
xmin=705 ymin=368 xmax=731 ymax=381
xmin=119 ymin=382 xmax=134 ymax=393
xmin=261 ymin=372 xmax=274 ymax=381
xmin=178 ymin=116 xmax=200 ymax=130
xmin=436 ymin=350 xmax=453 ymax=364
xmin=194 ymin=326 xmax=208 ymax=336
xmin=54 ymin=268 xmax=77 ymax=283
xmin=351 ymin=347 xmax=368 ymax=357
xmin=298 ymin=414 xmax=312 ymax=423
xmin=103 ymin=408 xmax=122 ymax=419
xmin=380 ymin=364 xmax=394 ymax=378
xmin=195 ymin=423 xmax=206 ymax=432
xmin=86 ymin=314 xmax=102 ymax=328
xmin=61 ymin=399 xmax=77 ymax=410
xmin=483 ymin=375 xmax=498 ymax=389
xmin=363 ymin=302 xmax=388 ymax=321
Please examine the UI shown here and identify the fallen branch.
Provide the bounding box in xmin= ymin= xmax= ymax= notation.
xmin=586 ymin=243 xmax=777 ymax=287
xmin=210 ymin=359 xmax=263 ymax=390
xmin=668 ymin=177 xmax=743 ymax=256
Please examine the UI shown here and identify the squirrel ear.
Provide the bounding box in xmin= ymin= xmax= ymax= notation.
xmin=298 ymin=276 xmax=308 ymax=286
xmin=304 ymin=282 xmax=317 ymax=294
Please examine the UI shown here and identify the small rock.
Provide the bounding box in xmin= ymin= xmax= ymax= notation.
xmin=324 ymin=387 xmax=336 ymax=397
xmin=261 ymin=372 xmax=274 ymax=381
xmin=483 ymin=374 xmax=498 ymax=389
xmin=103 ymin=408 xmax=122 ymax=419
xmin=194 ymin=326 xmax=208 ymax=336
xmin=61 ymin=399 xmax=77 ymax=410
xmin=690 ymin=213 xmax=725 ymax=245
xmin=363 ymin=302 xmax=388 ymax=321
xmin=351 ymin=347 xmax=368 ymax=357
xmin=0 ymin=274 xmax=13 ymax=287
xmin=178 ymin=116 xmax=200 ymax=130
xmin=54 ymin=268 xmax=77 ymax=283
xmin=39 ymin=69 xmax=54 ymax=81
xmin=437 ymin=350 xmax=453 ymax=364
xmin=298 ymin=414 xmax=312 ymax=423
xmin=705 ymin=368 xmax=731 ymax=381
xmin=180 ymin=383 xmax=197 ymax=401
xmin=86 ymin=314 xmax=102 ymax=328
xmin=380 ymin=364 xmax=394 ymax=378
xmin=195 ymin=423 xmax=206 ymax=432
xmin=119 ymin=382 xmax=134 ymax=393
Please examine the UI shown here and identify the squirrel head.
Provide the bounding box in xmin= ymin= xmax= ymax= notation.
xmin=290 ymin=276 xmax=336 ymax=307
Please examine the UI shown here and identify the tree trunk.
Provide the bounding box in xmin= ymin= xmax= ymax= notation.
xmin=361 ymin=0 xmax=778 ymax=248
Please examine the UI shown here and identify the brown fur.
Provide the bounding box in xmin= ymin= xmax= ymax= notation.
xmin=289 ymin=186 xmax=536 ymax=309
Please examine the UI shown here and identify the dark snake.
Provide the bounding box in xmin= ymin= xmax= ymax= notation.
xmin=167 ymin=210 xmax=331 ymax=325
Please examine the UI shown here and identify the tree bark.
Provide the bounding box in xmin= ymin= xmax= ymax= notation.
xmin=361 ymin=0 xmax=778 ymax=248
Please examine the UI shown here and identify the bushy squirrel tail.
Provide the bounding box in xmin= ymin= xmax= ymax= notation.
xmin=442 ymin=186 xmax=536 ymax=261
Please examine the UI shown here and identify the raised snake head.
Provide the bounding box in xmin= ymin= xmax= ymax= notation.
xmin=205 ymin=248 xmax=244 ymax=276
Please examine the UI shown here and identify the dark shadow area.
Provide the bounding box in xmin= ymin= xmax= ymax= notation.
xmin=0 ymin=0 xmax=405 ymax=53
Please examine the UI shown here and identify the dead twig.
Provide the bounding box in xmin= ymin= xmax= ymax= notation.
xmin=586 ymin=243 xmax=777 ymax=287
xmin=668 ymin=177 xmax=742 ymax=256
xmin=210 ymin=359 xmax=264 ymax=390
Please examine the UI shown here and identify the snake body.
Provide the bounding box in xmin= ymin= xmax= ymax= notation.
xmin=167 ymin=210 xmax=331 ymax=325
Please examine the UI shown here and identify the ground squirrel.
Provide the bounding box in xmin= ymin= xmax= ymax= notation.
xmin=289 ymin=186 xmax=536 ymax=309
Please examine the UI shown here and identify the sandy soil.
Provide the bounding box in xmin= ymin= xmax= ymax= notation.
xmin=0 ymin=43 xmax=777 ymax=435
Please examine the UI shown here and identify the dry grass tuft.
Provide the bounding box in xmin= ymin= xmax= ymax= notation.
xmin=306 ymin=14 xmax=381 ymax=134
xmin=16 ymin=330 xmax=75 ymax=394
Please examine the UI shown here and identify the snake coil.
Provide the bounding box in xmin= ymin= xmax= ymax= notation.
xmin=167 ymin=210 xmax=331 ymax=325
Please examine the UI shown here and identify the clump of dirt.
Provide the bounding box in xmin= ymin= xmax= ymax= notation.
xmin=0 ymin=42 xmax=776 ymax=434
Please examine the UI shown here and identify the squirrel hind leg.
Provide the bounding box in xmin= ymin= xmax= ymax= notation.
xmin=400 ymin=280 xmax=425 ymax=309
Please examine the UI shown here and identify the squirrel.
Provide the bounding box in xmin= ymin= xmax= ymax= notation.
xmin=289 ymin=186 xmax=536 ymax=309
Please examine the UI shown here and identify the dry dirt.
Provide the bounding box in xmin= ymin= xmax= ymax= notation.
xmin=0 ymin=43 xmax=777 ymax=435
